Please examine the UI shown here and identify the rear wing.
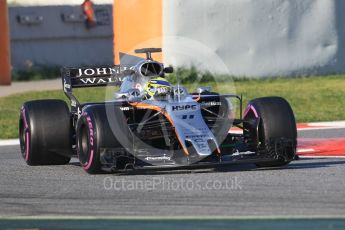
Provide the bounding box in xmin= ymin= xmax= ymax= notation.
xmin=61 ymin=66 xmax=130 ymax=89
xmin=61 ymin=65 xmax=130 ymax=114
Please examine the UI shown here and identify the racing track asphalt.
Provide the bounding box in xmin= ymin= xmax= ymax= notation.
xmin=0 ymin=128 xmax=345 ymax=217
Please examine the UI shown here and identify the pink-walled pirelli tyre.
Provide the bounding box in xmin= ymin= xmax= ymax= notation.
xmin=19 ymin=100 xmax=72 ymax=165
xmin=243 ymin=96 xmax=297 ymax=167
xmin=76 ymin=105 xmax=132 ymax=174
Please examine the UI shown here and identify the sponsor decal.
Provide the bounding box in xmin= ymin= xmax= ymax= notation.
xmin=71 ymin=100 xmax=77 ymax=107
xmin=77 ymin=107 xmax=82 ymax=116
xmin=72 ymin=66 xmax=129 ymax=85
xmin=145 ymin=156 xmax=171 ymax=161
xmin=172 ymin=104 xmax=197 ymax=111
xmin=79 ymin=112 xmax=95 ymax=170
xmin=201 ymin=101 xmax=222 ymax=106
xmin=120 ymin=107 xmax=130 ymax=111
xmin=63 ymin=79 xmax=71 ymax=90
xmin=77 ymin=67 xmax=128 ymax=77
xmin=195 ymin=142 xmax=208 ymax=149
xmin=186 ymin=135 xmax=208 ymax=138
xmin=182 ymin=114 xmax=195 ymax=119
xmin=86 ymin=116 xmax=94 ymax=146
xmin=194 ymin=139 xmax=204 ymax=143
xmin=78 ymin=77 xmax=124 ymax=85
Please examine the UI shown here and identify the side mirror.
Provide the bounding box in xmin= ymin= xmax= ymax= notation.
xmin=164 ymin=67 xmax=174 ymax=74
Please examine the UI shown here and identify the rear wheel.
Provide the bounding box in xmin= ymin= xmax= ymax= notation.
xmin=243 ymin=97 xmax=297 ymax=167
xmin=19 ymin=100 xmax=72 ymax=165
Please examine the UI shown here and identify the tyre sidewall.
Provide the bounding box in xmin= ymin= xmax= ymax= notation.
xmin=19 ymin=105 xmax=33 ymax=164
xmin=77 ymin=111 xmax=101 ymax=173
xmin=251 ymin=97 xmax=297 ymax=146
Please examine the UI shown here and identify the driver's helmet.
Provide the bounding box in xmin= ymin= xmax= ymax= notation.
xmin=144 ymin=77 xmax=171 ymax=98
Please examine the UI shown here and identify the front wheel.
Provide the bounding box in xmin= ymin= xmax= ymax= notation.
xmin=243 ymin=97 xmax=297 ymax=167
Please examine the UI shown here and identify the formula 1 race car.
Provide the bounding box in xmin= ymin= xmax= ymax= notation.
xmin=19 ymin=48 xmax=297 ymax=174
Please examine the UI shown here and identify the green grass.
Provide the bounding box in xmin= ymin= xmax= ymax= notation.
xmin=233 ymin=75 xmax=345 ymax=122
xmin=1 ymin=75 xmax=345 ymax=139
xmin=12 ymin=66 xmax=61 ymax=81
xmin=0 ymin=88 xmax=108 ymax=139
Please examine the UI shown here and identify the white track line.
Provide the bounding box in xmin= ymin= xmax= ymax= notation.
xmin=298 ymin=155 xmax=345 ymax=159
xmin=306 ymin=121 xmax=345 ymax=127
xmin=1 ymin=121 xmax=345 ymax=147
xmin=299 ymin=121 xmax=345 ymax=130
xmin=0 ymin=139 xmax=19 ymax=146
xmin=297 ymin=127 xmax=345 ymax=131
xmin=1 ymin=215 xmax=345 ymax=220
xmin=297 ymin=148 xmax=315 ymax=153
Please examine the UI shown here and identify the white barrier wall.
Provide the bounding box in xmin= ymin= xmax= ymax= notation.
xmin=163 ymin=0 xmax=345 ymax=77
